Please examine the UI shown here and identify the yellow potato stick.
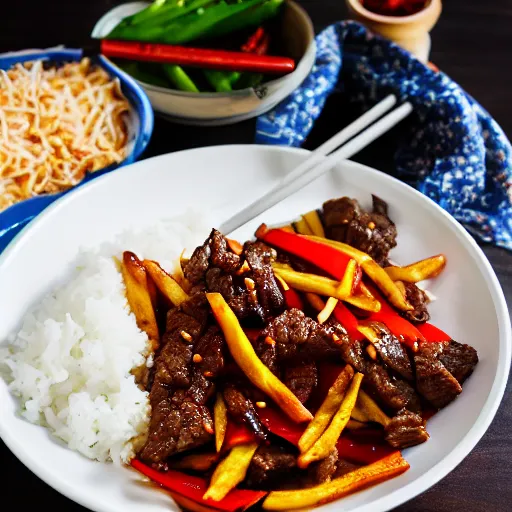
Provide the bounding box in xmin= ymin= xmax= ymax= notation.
xmin=298 ymin=365 xmax=354 ymax=454
xmin=273 ymin=267 xmax=352 ymax=300
xmin=317 ymin=297 xmax=339 ymax=324
xmin=305 ymin=293 xmax=326 ymax=312
xmin=121 ymin=251 xmax=159 ymax=351
xmin=385 ymin=254 xmax=447 ymax=283
xmin=203 ymin=442 xmax=259 ymax=501
xmin=306 ymin=236 xmax=413 ymax=311
xmin=346 ymin=419 xmax=367 ymax=430
xmin=298 ymin=373 xmax=364 ymax=468
xmin=207 ymin=293 xmax=313 ymax=423
xmin=344 ymin=293 xmax=381 ymax=313
xmin=214 ymin=393 xmax=228 ymax=453
xmin=302 ymin=210 xmax=325 ymax=237
xmin=350 ymin=405 xmax=369 ymax=423
xmin=274 ymin=273 xmax=290 ymax=291
xmin=293 ymin=217 xmax=314 ymax=235
xmin=143 ymin=259 xmax=189 ymax=306
xmin=357 ymin=390 xmax=391 ymax=427
xmin=262 ymin=452 xmax=410 ymax=510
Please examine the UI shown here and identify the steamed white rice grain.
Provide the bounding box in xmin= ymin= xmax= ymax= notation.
xmin=4 ymin=211 xmax=209 ymax=463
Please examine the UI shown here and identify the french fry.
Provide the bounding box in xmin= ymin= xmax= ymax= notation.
xmin=306 ymin=236 xmax=413 ymax=311
xmin=317 ymin=297 xmax=339 ymax=324
xmin=170 ymin=452 xmax=220 ymax=472
xmin=344 ymin=293 xmax=381 ymax=313
xmin=121 ymin=251 xmax=159 ymax=351
xmin=298 ymin=365 xmax=354 ymax=453
xmin=394 ymin=280 xmax=407 ymax=298
xmin=357 ymin=390 xmax=391 ymax=427
xmin=339 ymin=259 xmax=358 ymax=297
xmin=143 ymin=259 xmax=190 ymax=307
xmin=272 ymin=267 xmax=353 ymax=301
xmin=385 ymin=254 xmax=446 ymax=283
xmin=350 ymin=405 xmax=368 ymax=423
xmin=214 ymin=393 xmax=228 ymax=453
xmin=203 ymin=442 xmax=259 ymax=501
xmin=207 ymin=293 xmax=313 ymax=423
xmin=262 ymin=451 xmax=410 ymax=510
xmin=298 ymin=373 xmax=364 ymax=468
xmin=302 ymin=210 xmax=325 ymax=237
xmin=274 ymin=274 xmax=290 ymax=291
xmin=293 ymin=217 xmax=314 ymax=235
xmin=357 ymin=324 xmax=380 ymax=345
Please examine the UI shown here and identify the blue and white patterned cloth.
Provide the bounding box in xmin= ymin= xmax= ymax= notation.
xmin=256 ymin=21 xmax=512 ymax=250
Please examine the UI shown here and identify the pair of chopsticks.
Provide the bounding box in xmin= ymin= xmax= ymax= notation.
xmin=96 ymin=39 xmax=295 ymax=75
xmin=219 ymin=95 xmax=413 ymax=234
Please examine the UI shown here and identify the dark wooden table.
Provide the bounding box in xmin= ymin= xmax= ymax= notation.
xmin=2 ymin=1 xmax=511 ymax=510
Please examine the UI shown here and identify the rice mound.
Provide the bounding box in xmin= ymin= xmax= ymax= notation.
xmin=3 ymin=211 xmax=209 ymax=463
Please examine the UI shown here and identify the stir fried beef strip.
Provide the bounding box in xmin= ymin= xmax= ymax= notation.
xmin=283 ymin=361 xmax=318 ymax=404
xmin=245 ymin=444 xmax=298 ymax=489
xmin=365 ymin=322 xmax=414 ymax=381
xmin=340 ymin=339 xmax=421 ymax=413
xmin=401 ymin=282 xmax=430 ymax=324
xmin=140 ymin=298 xmax=225 ymax=469
xmin=414 ymin=341 xmax=462 ymax=409
xmin=322 ymin=195 xmax=397 ymax=266
xmin=222 ymin=383 xmax=267 ymax=440
xmin=385 ymin=408 xmax=429 ymax=449
xmin=184 ymin=229 xmax=284 ymax=323
xmin=439 ymin=340 xmax=479 ymax=384
xmin=260 ymin=309 xmax=348 ymax=363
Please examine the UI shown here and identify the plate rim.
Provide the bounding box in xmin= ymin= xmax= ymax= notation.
xmin=0 ymin=144 xmax=510 ymax=512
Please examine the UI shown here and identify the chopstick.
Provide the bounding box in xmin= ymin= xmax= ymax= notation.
xmin=219 ymin=96 xmax=412 ymax=235
xmin=99 ymin=40 xmax=296 ymax=75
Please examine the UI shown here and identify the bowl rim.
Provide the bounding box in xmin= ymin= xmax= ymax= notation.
xmin=0 ymin=144 xmax=510 ymax=512
xmin=0 ymin=48 xmax=154 ymax=235
xmin=93 ymin=0 xmax=316 ymax=99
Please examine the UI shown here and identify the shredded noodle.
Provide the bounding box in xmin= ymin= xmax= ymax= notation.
xmin=0 ymin=58 xmax=131 ymax=211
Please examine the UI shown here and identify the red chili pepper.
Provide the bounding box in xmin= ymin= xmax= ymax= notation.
xmin=241 ymin=27 xmax=269 ymax=56
xmin=308 ymin=363 xmax=347 ymax=411
xmin=333 ymin=302 xmax=364 ymax=341
xmin=223 ymin=421 xmax=257 ymax=451
xmin=283 ymin=287 xmax=304 ymax=310
xmin=336 ymin=436 xmax=396 ymax=465
xmin=258 ymin=406 xmax=304 ymax=446
xmin=256 ymin=227 xmax=354 ymax=281
xmin=131 ymin=459 xmax=266 ymax=512
xmin=362 ymin=0 xmax=426 ymax=16
xmin=364 ymin=284 xmax=425 ymax=348
xmin=416 ymin=322 xmax=451 ymax=343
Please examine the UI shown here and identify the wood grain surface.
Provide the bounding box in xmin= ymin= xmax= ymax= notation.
xmin=1 ymin=0 xmax=511 ymax=510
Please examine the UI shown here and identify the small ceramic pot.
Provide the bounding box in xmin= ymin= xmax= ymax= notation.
xmin=345 ymin=0 xmax=442 ymax=63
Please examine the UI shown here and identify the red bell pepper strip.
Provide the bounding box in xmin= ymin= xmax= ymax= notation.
xmin=416 ymin=322 xmax=451 ymax=342
xmin=223 ymin=420 xmax=258 ymax=451
xmin=283 ymin=287 xmax=304 ymax=310
xmin=333 ymin=302 xmax=364 ymax=341
xmin=364 ymin=283 xmax=425 ymax=348
xmin=258 ymin=406 xmax=304 ymax=446
xmin=131 ymin=459 xmax=266 ymax=512
xmin=256 ymin=226 xmax=353 ymax=281
xmin=336 ymin=436 xmax=396 ymax=465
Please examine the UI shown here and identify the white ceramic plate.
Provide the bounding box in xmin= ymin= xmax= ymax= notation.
xmin=0 ymin=145 xmax=510 ymax=512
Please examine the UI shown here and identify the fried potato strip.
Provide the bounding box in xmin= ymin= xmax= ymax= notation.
xmin=121 ymin=251 xmax=159 ymax=351
xmin=143 ymin=259 xmax=189 ymax=306
xmin=385 ymin=254 xmax=446 ymax=283
xmin=298 ymin=373 xmax=364 ymax=468
xmin=262 ymin=452 xmax=410 ymax=510
xmin=203 ymin=443 xmax=259 ymax=501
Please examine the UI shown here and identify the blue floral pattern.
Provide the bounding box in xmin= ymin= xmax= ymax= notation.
xmin=256 ymin=21 xmax=512 ymax=250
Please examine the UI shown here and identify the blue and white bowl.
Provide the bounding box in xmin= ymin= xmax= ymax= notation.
xmin=0 ymin=48 xmax=154 ymax=253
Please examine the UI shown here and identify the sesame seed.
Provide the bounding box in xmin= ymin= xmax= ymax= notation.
xmin=265 ymin=336 xmax=276 ymax=346
xmin=203 ymin=422 xmax=214 ymax=434
xmin=368 ymin=221 xmax=376 ymax=230
xmin=256 ymin=401 xmax=267 ymax=409
xmin=181 ymin=330 xmax=192 ymax=342
xmin=193 ymin=354 xmax=203 ymax=363
xmin=244 ymin=277 xmax=256 ymax=291
xmin=204 ymin=371 xmax=214 ymax=378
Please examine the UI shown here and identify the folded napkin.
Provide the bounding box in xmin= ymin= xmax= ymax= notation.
xmin=256 ymin=21 xmax=512 ymax=251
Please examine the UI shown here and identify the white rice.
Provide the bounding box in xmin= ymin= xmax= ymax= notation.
xmin=3 ymin=210 xmax=209 ymax=463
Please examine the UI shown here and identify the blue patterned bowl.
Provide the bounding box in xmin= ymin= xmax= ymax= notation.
xmin=0 ymin=48 xmax=154 ymax=253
